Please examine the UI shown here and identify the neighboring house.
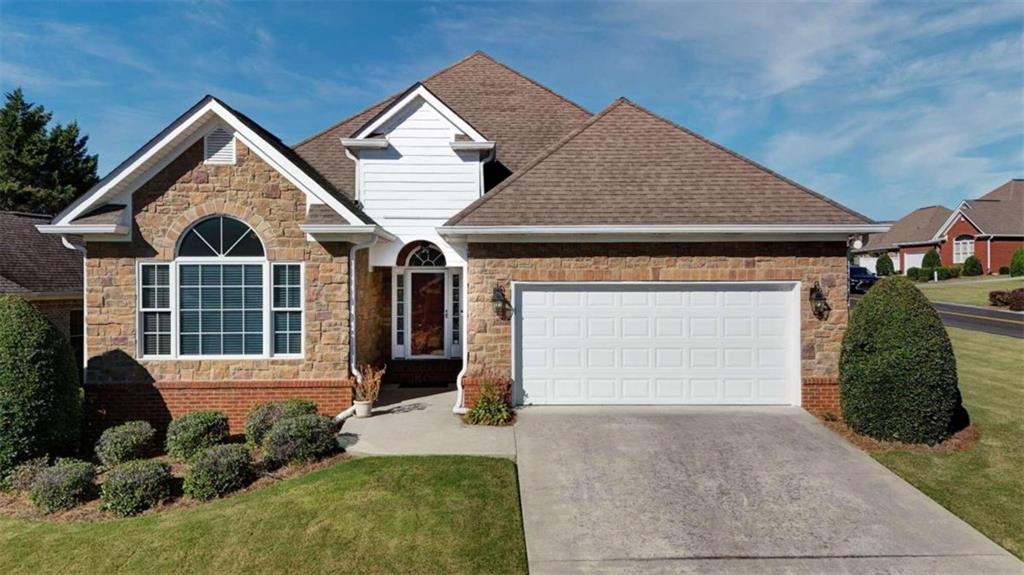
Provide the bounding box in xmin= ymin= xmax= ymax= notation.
xmin=1 ymin=211 xmax=84 ymax=365
xmin=933 ymin=180 xmax=1024 ymax=272
xmin=37 ymin=52 xmax=885 ymax=431
xmin=852 ymin=206 xmax=951 ymax=273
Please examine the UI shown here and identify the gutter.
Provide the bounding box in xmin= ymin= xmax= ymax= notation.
xmin=36 ymin=223 xmax=129 ymax=235
xmin=439 ymin=224 xmax=890 ymax=239
xmin=298 ymin=224 xmax=396 ymax=241
xmin=335 ymin=234 xmax=379 ymax=424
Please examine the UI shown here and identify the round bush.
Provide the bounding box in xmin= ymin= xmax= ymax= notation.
xmin=165 ymin=411 xmax=229 ymax=459
xmin=95 ymin=421 xmax=156 ymax=466
xmin=29 ymin=458 xmax=95 ymax=513
xmin=962 ymin=255 xmax=983 ymax=277
xmin=184 ymin=444 xmax=255 ymax=501
xmin=262 ymin=414 xmax=336 ymax=467
xmin=875 ymin=253 xmax=895 ymax=277
xmin=101 ymin=460 xmax=171 ymax=516
xmin=0 ymin=296 xmax=81 ymax=482
xmin=922 ymin=249 xmax=941 ymax=269
xmin=1010 ymin=247 xmax=1024 ymax=277
xmin=1009 ymin=289 xmax=1024 ymax=312
xmin=840 ymin=277 xmax=964 ymax=444
xmin=244 ymin=399 xmax=317 ymax=447
xmin=999 ymin=266 xmax=1010 ymax=276
xmin=905 ymin=267 xmax=922 ymax=281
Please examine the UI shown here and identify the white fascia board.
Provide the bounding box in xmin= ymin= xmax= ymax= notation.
xmin=354 ymin=84 xmax=487 ymax=142
xmin=340 ymin=138 xmax=389 ymax=149
xmin=929 ymin=208 xmax=986 ymax=242
xmin=893 ymin=240 xmax=941 ymax=247
xmin=450 ymin=141 xmax=495 ymax=152
xmin=438 ymin=224 xmax=891 ymax=242
xmin=36 ymin=223 xmax=129 ymax=236
xmin=298 ymin=224 xmax=396 ymax=242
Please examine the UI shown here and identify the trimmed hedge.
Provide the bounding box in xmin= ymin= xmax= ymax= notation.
xmin=101 ymin=460 xmax=171 ymax=516
xmin=262 ymin=414 xmax=336 ymax=468
xmin=1009 ymin=289 xmax=1024 ymax=312
xmin=1011 ymin=247 xmax=1024 ymax=277
xmin=840 ymin=277 xmax=964 ymax=444
xmin=184 ymin=444 xmax=255 ymax=501
xmin=922 ymin=249 xmax=941 ymax=269
xmin=95 ymin=421 xmax=156 ymax=466
xmin=962 ymin=255 xmax=983 ymax=277
xmin=906 ymin=267 xmax=923 ymax=281
xmin=0 ymin=296 xmax=81 ymax=482
xmin=29 ymin=459 xmax=95 ymax=513
xmin=165 ymin=411 xmax=229 ymax=459
xmin=875 ymin=253 xmax=895 ymax=276
xmin=989 ymin=290 xmax=1011 ymax=307
xmin=244 ymin=399 xmax=317 ymax=447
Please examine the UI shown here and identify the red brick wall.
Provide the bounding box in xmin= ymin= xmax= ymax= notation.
xmin=801 ymin=377 xmax=840 ymax=415
xmin=84 ymin=379 xmax=353 ymax=436
xmin=990 ymin=238 xmax=1024 ymax=271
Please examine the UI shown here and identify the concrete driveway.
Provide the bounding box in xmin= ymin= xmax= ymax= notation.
xmin=515 ymin=406 xmax=1021 ymax=574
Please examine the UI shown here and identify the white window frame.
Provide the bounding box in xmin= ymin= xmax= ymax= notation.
xmin=952 ymin=235 xmax=974 ymax=264
xmin=138 ymin=262 xmax=173 ymax=357
xmin=271 ymin=262 xmax=305 ymax=358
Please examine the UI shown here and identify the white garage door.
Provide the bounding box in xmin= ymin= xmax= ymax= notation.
xmin=904 ymin=252 xmax=924 ymax=271
xmin=514 ymin=283 xmax=800 ymax=406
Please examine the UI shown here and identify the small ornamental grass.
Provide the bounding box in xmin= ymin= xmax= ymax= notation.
xmin=165 ymin=411 xmax=229 ymax=459
xmin=354 ymin=364 xmax=386 ymax=403
xmin=184 ymin=444 xmax=255 ymax=501
xmin=464 ymin=375 xmax=513 ymax=426
xmin=244 ymin=399 xmax=317 ymax=447
xmin=262 ymin=414 xmax=336 ymax=468
xmin=95 ymin=421 xmax=156 ymax=466
xmin=29 ymin=459 xmax=95 ymax=513
xmin=101 ymin=460 xmax=171 ymax=517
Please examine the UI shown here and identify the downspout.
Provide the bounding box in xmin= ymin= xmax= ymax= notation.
xmin=987 ymin=237 xmax=992 ymax=273
xmin=334 ymin=233 xmax=379 ymax=424
xmin=62 ymin=236 xmax=88 ymax=384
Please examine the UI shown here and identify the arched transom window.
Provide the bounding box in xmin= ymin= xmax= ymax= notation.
xmin=138 ymin=215 xmax=302 ymax=359
xmin=406 ymin=244 xmax=446 ymax=267
xmin=953 ymin=235 xmax=974 ymax=264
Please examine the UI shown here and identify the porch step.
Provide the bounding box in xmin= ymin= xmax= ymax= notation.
xmin=382 ymin=359 xmax=463 ymax=387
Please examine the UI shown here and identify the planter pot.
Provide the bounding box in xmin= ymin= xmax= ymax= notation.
xmin=354 ymin=400 xmax=374 ymax=418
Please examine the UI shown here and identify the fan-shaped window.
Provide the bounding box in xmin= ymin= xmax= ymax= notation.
xmin=406 ymin=244 xmax=446 ymax=267
xmin=178 ymin=216 xmax=264 ymax=257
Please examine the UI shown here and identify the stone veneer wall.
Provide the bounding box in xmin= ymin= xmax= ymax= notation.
xmin=83 ymin=139 xmax=353 ymax=431
xmin=354 ymin=250 xmax=389 ymax=368
xmin=464 ymin=242 xmax=848 ymax=414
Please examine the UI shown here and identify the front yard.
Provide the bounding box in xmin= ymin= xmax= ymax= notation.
xmin=0 ymin=456 xmax=527 ymax=574
xmin=871 ymin=327 xmax=1023 ymax=558
xmin=915 ymin=275 xmax=1024 ymax=307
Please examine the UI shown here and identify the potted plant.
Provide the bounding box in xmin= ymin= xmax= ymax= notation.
xmin=353 ymin=364 xmax=385 ymax=418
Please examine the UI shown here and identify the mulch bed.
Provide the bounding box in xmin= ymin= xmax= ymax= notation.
xmin=820 ymin=417 xmax=980 ymax=454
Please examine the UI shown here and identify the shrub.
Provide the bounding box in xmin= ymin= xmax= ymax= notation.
xmin=464 ymin=377 xmax=513 ymax=426
xmin=0 ymin=296 xmax=81 ymax=483
xmin=5 ymin=457 xmax=48 ymax=492
xmin=840 ymin=277 xmax=964 ymax=445
xmin=101 ymin=460 xmax=171 ymax=516
xmin=905 ymin=267 xmax=922 ymax=281
xmin=95 ymin=421 xmax=156 ymax=466
xmin=875 ymin=253 xmax=895 ymax=277
xmin=262 ymin=414 xmax=336 ymax=468
xmin=962 ymin=255 xmax=983 ymax=277
xmin=1011 ymin=247 xmax=1024 ymax=277
xmin=934 ymin=267 xmax=951 ymax=281
xmin=989 ymin=290 xmax=1011 ymax=307
xmin=1009 ymin=289 xmax=1024 ymax=312
xmin=165 ymin=411 xmax=229 ymax=459
xmin=184 ymin=444 xmax=255 ymax=501
xmin=999 ymin=266 xmax=1010 ymax=275
xmin=354 ymin=364 xmax=386 ymax=403
xmin=29 ymin=459 xmax=95 ymax=513
xmin=244 ymin=399 xmax=317 ymax=447
xmin=947 ymin=265 xmax=962 ymax=279
xmin=922 ymin=249 xmax=941 ymax=269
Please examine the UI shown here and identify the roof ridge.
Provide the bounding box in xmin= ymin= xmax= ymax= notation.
xmin=445 ymin=98 xmax=629 ymax=226
xmin=614 ymin=98 xmax=876 ymax=225
xmin=0 ymin=211 xmax=54 ymax=219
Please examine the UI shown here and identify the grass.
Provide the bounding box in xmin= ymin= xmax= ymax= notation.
xmin=0 ymin=456 xmax=527 ymax=574
xmin=915 ymin=275 xmax=1024 ymax=306
xmin=871 ymin=328 xmax=1024 ymax=558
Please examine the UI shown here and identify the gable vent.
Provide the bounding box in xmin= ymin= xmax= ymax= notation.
xmin=204 ymin=128 xmax=235 ymax=165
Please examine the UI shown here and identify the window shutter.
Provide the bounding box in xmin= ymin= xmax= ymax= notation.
xmin=204 ymin=128 xmax=236 ymax=164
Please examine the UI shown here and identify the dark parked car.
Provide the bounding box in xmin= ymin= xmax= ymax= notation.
xmin=849 ymin=266 xmax=878 ymax=294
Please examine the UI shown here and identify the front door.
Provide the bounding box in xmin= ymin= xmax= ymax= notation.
xmin=409 ymin=271 xmax=446 ymax=357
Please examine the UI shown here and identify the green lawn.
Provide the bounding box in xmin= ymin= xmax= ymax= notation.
xmin=916 ymin=275 xmax=1024 ymax=306
xmin=872 ymin=328 xmax=1024 ymax=558
xmin=0 ymin=456 xmax=527 ymax=574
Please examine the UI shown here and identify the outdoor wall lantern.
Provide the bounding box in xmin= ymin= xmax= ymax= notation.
xmin=809 ymin=281 xmax=832 ymax=320
xmin=492 ymin=285 xmax=512 ymax=320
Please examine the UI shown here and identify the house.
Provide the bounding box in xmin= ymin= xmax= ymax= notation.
xmin=852 ymin=206 xmax=951 ymax=273
xmin=37 ymin=52 xmax=886 ymax=431
xmin=933 ymin=180 xmax=1023 ymax=272
xmin=1 ymin=211 xmax=84 ymax=365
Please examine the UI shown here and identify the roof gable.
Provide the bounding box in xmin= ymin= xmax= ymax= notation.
xmin=351 ymin=84 xmax=486 ymax=142
xmin=858 ymin=205 xmax=951 ymax=251
xmin=446 ymin=98 xmax=874 ymax=228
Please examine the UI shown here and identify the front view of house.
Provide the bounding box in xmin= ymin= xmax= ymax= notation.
xmin=39 ymin=52 xmax=886 ymax=431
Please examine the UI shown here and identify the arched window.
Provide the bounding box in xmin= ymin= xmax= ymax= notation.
xmin=138 ymin=215 xmax=302 ymax=359
xmin=953 ymin=235 xmax=974 ymax=264
xmin=406 ymin=244 xmax=446 ymax=267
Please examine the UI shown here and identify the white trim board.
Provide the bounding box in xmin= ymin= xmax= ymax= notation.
xmin=438 ymin=224 xmax=890 ymax=243
xmin=353 ymin=84 xmax=487 ymax=143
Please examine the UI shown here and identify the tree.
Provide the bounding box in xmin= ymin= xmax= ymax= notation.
xmin=0 ymin=89 xmax=98 ymax=215
xmin=875 ymin=253 xmax=895 ymax=276
xmin=1011 ymin=247 xmax=1024 ymax=278
xmin=922 ymin=249 xmax=941 ymax=269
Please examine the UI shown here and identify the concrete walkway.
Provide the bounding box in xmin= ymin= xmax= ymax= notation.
xmin=515 ymin=406 xmax=1022 ymax=574
xmin=339 ymin=386 xmax=515 ymax=457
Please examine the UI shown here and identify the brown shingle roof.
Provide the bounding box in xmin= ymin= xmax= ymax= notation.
xmin=304 ymin=204 xmax=350 ymax=226
xmin=71 ymin=204 xmax=126 ymax=225
xmin=294 ymin=51 xmax=592 ymax=198
xmin=447 ymin=98 xmax=873 ymax=227
xmin=961 ymin=198 xmax=1024 ymax=235
xmin=855 ymin=205 xmax=951 ymax=252
xmin=0 ymin=212 xmax=82 ymax=297
xmin=980 ymin=179 xmax=1024 ymax=202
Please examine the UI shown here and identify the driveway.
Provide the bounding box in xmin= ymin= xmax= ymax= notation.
xmin=515 ymin=406 xmax=1021 ymax=574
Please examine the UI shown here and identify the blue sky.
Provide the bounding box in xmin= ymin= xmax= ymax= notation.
xmin=1 ymin=1 xmax=1021 ymax=221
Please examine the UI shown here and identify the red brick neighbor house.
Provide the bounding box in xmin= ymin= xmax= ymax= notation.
xmin=37 ymin=52 xmax=886 ymax=431
xmin=1 ymin=211 xmax=84 ymax=365
xmin=854 ymin=180 xmax=1024 ymax=274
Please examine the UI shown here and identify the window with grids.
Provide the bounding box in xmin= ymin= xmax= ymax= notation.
xmin=140 ymin=264 xmax=171 ymax=356
xmin=179 ymin=264 xmax=263 ymax=356
xmin=395 ymin=272 xmax=405 ymax=347
xmin=953 ymin=235 xmax=974 ymax=264
xmin=451 ymin=273 xmax=460 ymax=346
xmin=272 ymin=264 xmax=302 ymax=355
